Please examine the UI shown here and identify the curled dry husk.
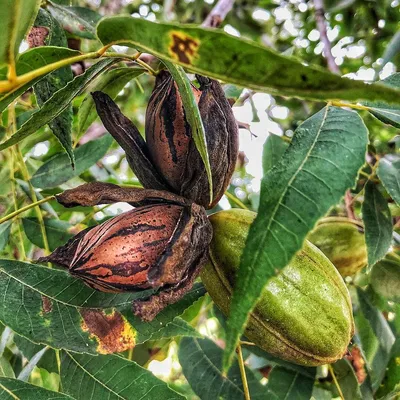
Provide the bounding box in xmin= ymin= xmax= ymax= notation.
xmin=307 ymin=217 xmax=367 ymax=277
xmin=201 ymin=209 xmax=354 ymax=366
xmin=92 ymin=71 xmax=238 ymax=209
xmin=39 ymin=182 xmax=212 ymax=321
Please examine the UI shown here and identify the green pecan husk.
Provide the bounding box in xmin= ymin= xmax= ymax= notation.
xmin=201 ymin=209 xmax=354 ymax=366
xmin=307 ymin=217 xmax=367 ymax=277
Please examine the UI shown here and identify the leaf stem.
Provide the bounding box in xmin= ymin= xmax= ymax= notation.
xmin=7 ymin=104 xmax=26 ymax=260
xmin=0 ymin=45 xmax=157 ymax=95
xmin=236 ymin=344 xmax=251 ymax=400
xmin=134 ymin=58 xmax=157 ymax=76
xmin=239 ymin=341 xmax=255 ymax=346
xmin=15 ymin=147 xmax=50 ymax=256
xmin=350 ymin=162 xmax=380 ymax=205
xmin=0 ymin=196 xmax=55 ymax=225
xmin=55 ymin=349 xmax=63 ymax=392
xmin=330 ymin=101 xmax=371 ymax=111
xmin=224 ymin=191 xmax=249 ymax=210
xmin=0 ymin=51 xmax=100 ymax=94
xmin=328 ymin=364 xmax=344 ymax=400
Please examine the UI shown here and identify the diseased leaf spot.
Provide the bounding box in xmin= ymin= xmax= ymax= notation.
xmin=41 ymin=295 xmax=53 ymax=314
xmin=27 ymin=27 xmax=49 ymax=48
xmin=169 ymin=31 xmax=199 ymax=65
xmin=80 ymin=309 xmax=136 ymax=354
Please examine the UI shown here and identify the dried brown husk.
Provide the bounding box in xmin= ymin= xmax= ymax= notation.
xmin=92 ymin=71 xmax=238 ymax=209
xmin=39 ymin=182 xmax=212 ymax=321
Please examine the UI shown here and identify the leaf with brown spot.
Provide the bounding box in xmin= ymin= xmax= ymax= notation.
xmin=169 ymin=31 xmax=199 ymax=65
xmin=97 ymin=17 xmax=400 ymax=104
xmin=0 ymin=259 xmax=154 ymax=354
xmin=80 ymin=309 xmax=136 ymax=354
xmin=0 ymin=260 xmax=204 ymax=354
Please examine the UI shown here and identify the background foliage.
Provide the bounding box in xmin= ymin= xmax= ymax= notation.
xmin=0 ymin=0 xmax=399 ymax=399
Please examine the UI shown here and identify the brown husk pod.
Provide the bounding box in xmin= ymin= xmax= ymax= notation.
xmin=39 ymin=182 xmax=213 ymax=321
xmin=92 ymin=71 xmax=238 ymax=209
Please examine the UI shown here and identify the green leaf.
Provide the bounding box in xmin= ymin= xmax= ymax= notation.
xmin=266 ymin=366 xmax=315 ymax=400
xmin=16 ymin=179 xmax=58 ymax=218
xmin=145 ymin=317 xmax=201 ymax=342
xmin=30 ymin=134 xmax=112 ymax=188
xmin=22 ymin=217 xmax=73 ymax=251
xmin=96 ymin=17 xmax=400 ymax=104
xmin=224 ymin=106 xmax=368 ymax=370
xmin=332 ymin=359 xmax=362 ymax=400
xmin=60 ymin=351 xmax=184 ymax=399
xmin=47 ymin=1 xmax=101 ymax=40
xmin=163 ymin=61 xmax=213 ymax=203
xmin=0 ymin=377 xmax=73 ymax=399
xmin=376 ymin=339 xmax=400 ymax=398
xmin=362 ymin=182 xmax=393 ymax=268
xmin=14 ymin=334 xmax=59 ymax=374
xmin=377 ymin=155 xmax=400 ymax=206
xmin=262 ymin=134 xmax=289 ymax=175
xmin=0 ymin=0 xmax=41 ymax=66
xmin=179 ymin=337 xmax=268 ymax=400
xmin=0 ymin=222 xmax=11 ymax=252
xmin=0 ymin=259 xmax=202 ymax=354
xmin=0 ymin=47 xmax=79 ymax=113
xmin=377 ymin=32 xmax=400 ymax=74
xmin=0 ymin=259 xmax=156 ymax=353
xmin=357 ymin=287 xmax=396 ymax=390
xmin=32 ymin=8 xmax=74 ymax=165
xmin=0 ymin=59 xmax=116 ymax=152
xmin=363 ymin=74 xmax=400 ymax=128
xmin=127 ymin=283 xmax=206 ymax=344
xmin=223 ymin=84 xmax=243 ymax=101
xmin=241 ymin=343 xmax=316 ymax=379
xmin=311 ymin=387 xmax=333 ymax=400
xmin=79 ymin=67 xmax=145 ymax=135
xmin=32 ymin=368 xmax=60 ymax=393
xmin=379 ymin=387 xmax=400 ymax=400
xmin=0 ymin=358 xmax=15 ymax=378
xmin=17 ymin=346 xmax=48 ymax=382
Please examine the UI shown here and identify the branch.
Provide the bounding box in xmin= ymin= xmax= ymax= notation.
xmin=202 ymin=0 xmax=235 ymax=28
xmin=313 ymin=0 xmax=340 ymax=74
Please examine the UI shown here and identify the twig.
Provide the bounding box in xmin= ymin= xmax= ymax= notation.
xmin=202 ymin=0 xmax=235 ymax=28
xmin=236 ymin=344 xmax=251 ymax=400
xmin=313 ymin=0 xmax=340 ymax=74
xmin=0 ymin=196 xmax=55 ymax=225
xmin=328 ymin=364 xmax=344 ymax=400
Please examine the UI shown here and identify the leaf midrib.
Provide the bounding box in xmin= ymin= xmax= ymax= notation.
xmin=243 ymin=105 xmax=330 ymax=304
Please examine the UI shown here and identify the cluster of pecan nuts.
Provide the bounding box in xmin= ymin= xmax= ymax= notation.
xmin=40 ymin=70 xmax=239 ymax=321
